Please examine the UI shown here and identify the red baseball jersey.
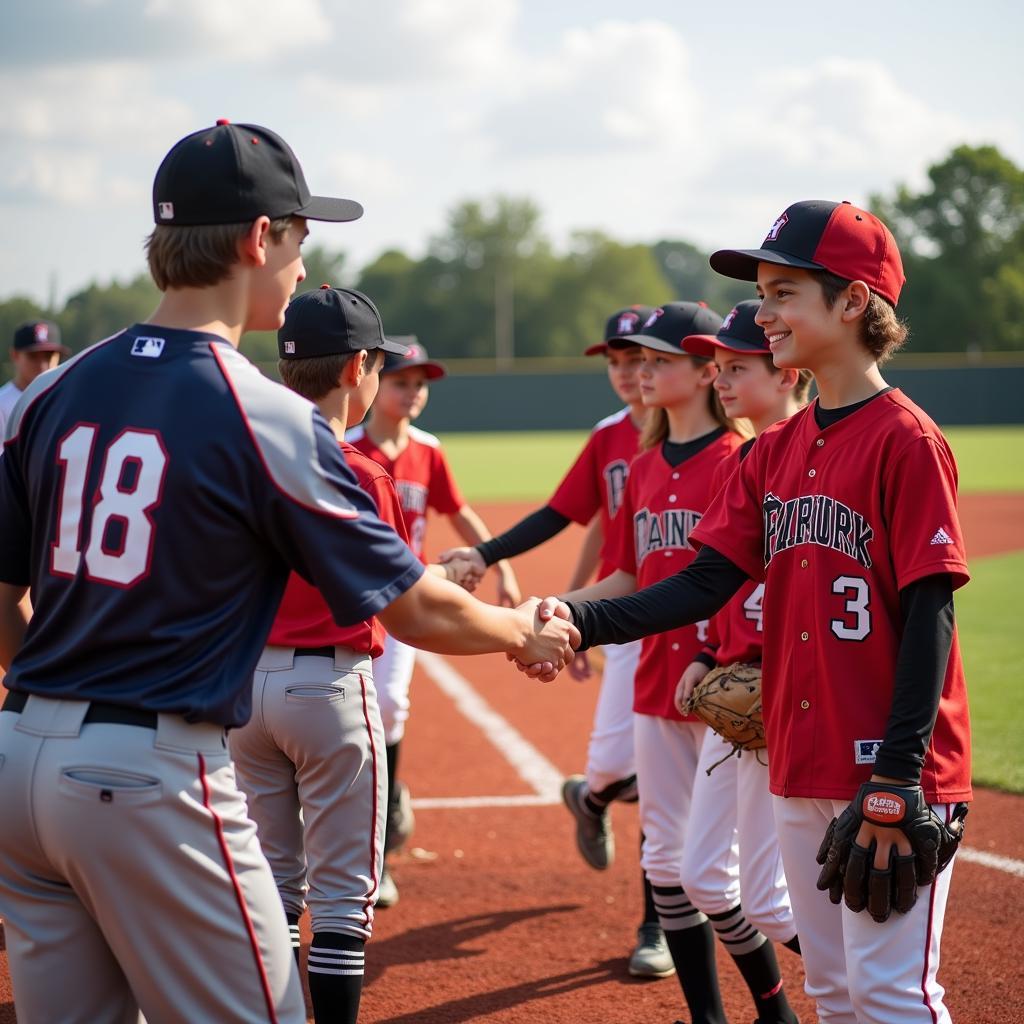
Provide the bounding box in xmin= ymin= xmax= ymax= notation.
xmin=268 ymin=442 xmax=410 ymax=658
xmin=690 ymin=390 xmax=972 ymax=803
xmin=702 ymin=448 xmax=765 ymax=667
xmin=610 ymin=430 xmax=744 ymax=719
xmin=347 ymin=424 xmax=464 ymax=560
xmin=549 ymin=408 xmax=640 ymax=580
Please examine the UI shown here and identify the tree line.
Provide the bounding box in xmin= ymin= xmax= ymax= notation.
xmin=3 ymin=144 xmax=1022 ymax=376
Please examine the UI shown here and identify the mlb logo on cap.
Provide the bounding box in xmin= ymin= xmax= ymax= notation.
xmin=35 ymin=323 xmax=49 ymax=343
xmin=284 ymin=341 xmax=296 ymax=354
xmin=158 ymin=202 xmax=175 ymax=220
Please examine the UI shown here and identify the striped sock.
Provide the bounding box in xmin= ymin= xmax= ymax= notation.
xmin=285 ymin=912 xmax=301 ymax=970
xmin=706 ymin=903 xmax=766 ymax=956
xmin=654 ymin=885 xmax=726 ymax=1024
xmin=308 ymin=932 xmax=366 ymax=1024
xmin=707 ymin=906 xmax=799 ymax=1024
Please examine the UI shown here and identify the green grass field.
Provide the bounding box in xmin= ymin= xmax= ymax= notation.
xmin=441 ymin=424 xmax=1024 ymax=792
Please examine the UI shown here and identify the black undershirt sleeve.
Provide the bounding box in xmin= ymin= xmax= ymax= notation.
xmin=872 ymin=573 xmax=955 ymax=784
xmin=475 ymin=505 xmax=573 ymax=566
xmin=567 ymin=545 xmax=749 ymax=651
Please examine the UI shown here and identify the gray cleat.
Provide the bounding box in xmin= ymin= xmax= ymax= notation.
xmin=376 ymin=868 xmax=399 ymax=909
xmin=628 ymin=923 xmax=675 ymax=978
xmin=561 ymin=774 xmax=614 ymax=870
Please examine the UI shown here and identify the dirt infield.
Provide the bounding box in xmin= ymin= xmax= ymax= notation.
xmin=1 ymin=492 xmax=1022 ymax=1022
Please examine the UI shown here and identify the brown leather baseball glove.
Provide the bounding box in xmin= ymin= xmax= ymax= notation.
xmin=686 ymin=662 xmax=765 ymax=752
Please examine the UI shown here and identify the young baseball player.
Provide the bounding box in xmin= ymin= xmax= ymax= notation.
xmin=348 ymin=343 xmax=521 ymax=904
xmin=673 ymin=300 xmax=810 ymax=1024
xmin=0 ymin=320 xmax=71 ymax=438
xmin=559 ymin=301 xmax=752 ymax=1024
xmin=0 ymin=119 xmax=577 ymax=1024
xmin=230 ymin=285 xmax=474 ymax=1024
xmin=540 ymin=201 xmax=971 ymax=1024
xmin=439 ymin=305 xmax=677 ymax=978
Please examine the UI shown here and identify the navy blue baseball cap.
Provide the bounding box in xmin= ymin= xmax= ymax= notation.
xmin=681 ymin=300 xmax=768 ymax=358
xmin=278 ymin=286 xmax=409 ymax=360
xmin=609 ymin=302 xmax=724 ymax=356
xmin=381 ymin=338 xmax=446 ymax=379
xmin=12 ymin=319 xmax=69 ymax=355
xmin=710 ymin=200 xmax=905 ymax=307
xmin=153 ymin=120 xmax=363 ymax=227
xmin=584 ymin=305 xmax=655 ymax=356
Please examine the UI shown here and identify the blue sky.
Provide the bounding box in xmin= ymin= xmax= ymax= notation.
xmin=1 ymin=0 xmax=1021 ymax=305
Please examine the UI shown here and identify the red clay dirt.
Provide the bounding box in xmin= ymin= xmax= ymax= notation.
xmin=1 ymin=492 xmax=1022 ymax=1023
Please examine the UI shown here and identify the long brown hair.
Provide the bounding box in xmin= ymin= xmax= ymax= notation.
xmin=640 ymin=355 xmax=751 ymax=450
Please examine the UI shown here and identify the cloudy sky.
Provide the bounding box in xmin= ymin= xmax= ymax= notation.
xmin=1 ymin=0 xmax=1021 ymax=305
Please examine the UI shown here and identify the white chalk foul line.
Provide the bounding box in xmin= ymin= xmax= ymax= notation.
xmin=957 ymin=845 xmax=1024 ymax=879
xmin=413 ymin=652 xmax=564 ymax=805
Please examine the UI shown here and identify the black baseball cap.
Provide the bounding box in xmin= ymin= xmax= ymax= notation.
xmin=584 ymin=305 xmax=655 ymax=356
xmin=12 ymin=320 xmax=69 ymax=355
xmin=681 ymin=300 xmax=768 ymax=358
xmin=153 ymin=120 xmax=363 ymax=227
xmin=278 ymin=286 xmax=409 ymax=360
xmin=608 ymin=302 xmax=724 ymax=356
xmin=710 ymin=200 xmax=905 ymax=307
xmin=381 ymin=338 xmax=446 ymax=379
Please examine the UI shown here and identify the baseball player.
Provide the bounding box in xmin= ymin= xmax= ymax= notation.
xmin=440 ymin=305 xmax=678 ymax=978
xmin=228 ymin=285 xmax=451 ymax=1024
xmin=0 ymin=320 xmax=70 ymax=439
xmin=673 ymin=300 xmax=810 ymax=1024
xmin=559 ymin=302 xmax=750 ymax=1024
xmin=538 ymin=201 xmax=971 ymax=1024
xmin=348 ymin=343 xmax=521 ymax=905
xmin=0 ymin=120 xmax=577 ymax=1024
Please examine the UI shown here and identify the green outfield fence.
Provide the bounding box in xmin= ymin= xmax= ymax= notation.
xmin=257 ymin=354 xmax=1024 ymax=432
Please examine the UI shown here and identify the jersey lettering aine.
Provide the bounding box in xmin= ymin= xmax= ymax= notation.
xmin=634 ymin=506 xmax=702 ymax=565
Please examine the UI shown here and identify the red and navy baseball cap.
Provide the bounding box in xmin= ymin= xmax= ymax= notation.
xmin=278 ymin=286 xmax=408 ymax=360
xmin=12 ymin=319 xmax=70 ymax=356
xmin=681 ymin=300 xmax=768 ymax=358
xmin=153 ymin=120 xmax=363 ymax=227
xmin=584 ymin=305 xmax=655 ymax=356
xmin=381 ymin=338 xmax=447 ymax=379
xmin=609 ymin=301 xmax=724 ymax=356
xmin=710 ymin=200 xmax=905 ymax=307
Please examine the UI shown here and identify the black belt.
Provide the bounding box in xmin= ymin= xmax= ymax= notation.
xmin=2 ymin=690 xmax=159 ymax=729
xmin=294 ymin=646 xmax=337 ymax=659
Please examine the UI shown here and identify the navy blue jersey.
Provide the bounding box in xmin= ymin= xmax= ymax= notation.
xmin=0 ymin=325 xmax=423 ymax=726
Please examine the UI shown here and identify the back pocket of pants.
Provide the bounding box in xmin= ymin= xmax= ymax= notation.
xmin=284 ymin=684 xmax=346 ymax=704
xmin=59 ymin=767 xmax=163 ymax=806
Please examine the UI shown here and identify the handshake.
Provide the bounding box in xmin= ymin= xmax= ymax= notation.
xmin=437 ymin=546 xmax=488 ymax=591
xmin=437 ymin=548 xmax=578 ymax=683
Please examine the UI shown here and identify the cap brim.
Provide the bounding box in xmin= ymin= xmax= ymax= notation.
xmin=681 ymin=333 xmax=770 ymax=358
xmin=383 ymin=360 xmax=446 ymax=380
xmin=709 ymin=247 xmax=825 ymax=282
xmin=379 ymin=338 xmax=410 ymax=355
xmin=295 ymin=195 xmax=364 ymax=223
xmin=20 ymin=343 xmax=71 ymax=355
xmin=611 ymin=334 xmax=685 ymax=355
xmin=583 ymin=342 xmax=608 ymax=356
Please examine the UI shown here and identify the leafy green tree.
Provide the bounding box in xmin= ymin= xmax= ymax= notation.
xmin=58 ymin=275 xmax=160 ymax=354
xmin=872 ymin=145 xmax=1024 ymax=351
xmin=651 ymin=240 xmax=755 ymax=314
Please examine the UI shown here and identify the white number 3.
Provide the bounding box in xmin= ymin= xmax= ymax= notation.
xmin=52 ymin=425 xmax=168 ymax=587
xmin=830 ymin=575 xmax=871 ymax=641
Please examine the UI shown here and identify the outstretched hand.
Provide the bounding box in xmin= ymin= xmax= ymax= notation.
xmin=438 ymin=546 xmax=486 ymax=585
xmin=508 ymin=596 xmax=580 ymax=683
xmin=509 ymin=596 xmax=578 ymax=679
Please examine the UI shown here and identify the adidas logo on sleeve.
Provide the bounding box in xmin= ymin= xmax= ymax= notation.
xmin=930 ymin=527 xmax=954 ymax=545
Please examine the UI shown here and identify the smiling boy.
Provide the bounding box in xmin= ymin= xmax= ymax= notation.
xmin=543 ymin=201 xmax=971 ymax=1024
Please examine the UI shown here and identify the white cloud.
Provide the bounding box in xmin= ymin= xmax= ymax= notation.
xmin=0 ymin=65 xmax=192 ymax=205
xmin=488 ymin=20 xmax=698 ymax=157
